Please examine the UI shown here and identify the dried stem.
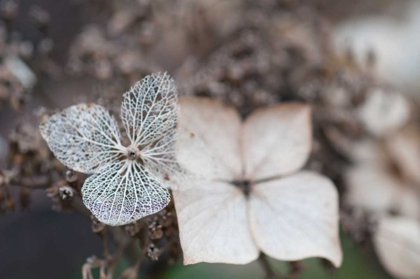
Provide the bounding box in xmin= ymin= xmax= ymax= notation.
xmin=258 ymin=253 xmax=283 ymax=279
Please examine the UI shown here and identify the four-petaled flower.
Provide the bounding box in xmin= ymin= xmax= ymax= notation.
xmin=40 ymin=73 xmax=180 ymax=226
xmin=174 ymin=97 xmax=342 ymax=266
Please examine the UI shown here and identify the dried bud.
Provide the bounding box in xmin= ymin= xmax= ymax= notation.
xmin=124 ymin=221 xmax=142 ymax=237
xmin=147 ymin=244 xmax=160 ymax=261
xmin=58 ymin=186 xmax=75 ymax=201
xmin=65 ymin=169 xmax=78 ymax=183
xmin=149 ymin=225 xmax=163 ymax=240
xmin=91 ymin=216 xmax=106 ymax=234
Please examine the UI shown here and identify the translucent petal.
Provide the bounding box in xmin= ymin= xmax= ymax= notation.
xmin=173 ymin=179 xmax=259 ymax=264
xmin=121 ymin=72 xmax=178 ymax=147
xmin=141 ymin=128 xmax=184 ymax=188
xmin=249 ymin=171 xmax=342 ymax=267
xmin=82 ymin=161 xmax=170 ymax=226
xmin=374 ymin=216 xmax=420 ymax=279
xmin=39 ymin=103 xmax=124 ymax=174
xmin=242 ymin=103 xmax=312 ymax=181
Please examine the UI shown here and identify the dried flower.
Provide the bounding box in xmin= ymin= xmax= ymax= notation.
xmin=374 ymin=216 xmax=420 ymax=279
xmin=39 ymin=73 xmax=180 ymax=226
xmin=173 ymin=97 xmax=342 ymax=266
xmin=345 ymin=126 xmax=420 ymax=277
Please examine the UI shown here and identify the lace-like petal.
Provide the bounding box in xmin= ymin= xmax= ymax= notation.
xmin=141 ymin=128 xmax=184 ymax=187
xmin=121 ymin=72 xmax=178 ymax=146
xmin=82 ymin=161 xmax=170 ymax=226
xmin=39 ymin=103 xmax=123 ymax=174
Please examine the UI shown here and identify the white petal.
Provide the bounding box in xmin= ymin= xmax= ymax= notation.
xmin=173 ymin=180 xmax=259 ymax=264
xmin=374 ymin=216 xmax=420 ymax=279
xmin=345 ymin=166 xmax=401 ymax=214
xmin=358 ymin=88 xmax=410 ymax=136
xmin=121 ymin=72 xmax=178 ymax=146
xmin=242 ymin=103 xmax=312 ymax=181
xmin=39 ymin=103 xmax=123 ymax=174
xmin=345 ymin=166 xmax=420 ymax=219
xmin=82 ymin=161 xmax=170 ymax=226
xmin=176 ymin=97 xmax=242 ymax=181
xmin=248 ymin=171 xmax=342 ymax=267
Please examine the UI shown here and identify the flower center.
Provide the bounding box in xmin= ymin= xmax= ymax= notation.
xmin=126 ymin=146 xmax=140 ymax=161
xmin=231 ymin=180 xmax=251 ymax=198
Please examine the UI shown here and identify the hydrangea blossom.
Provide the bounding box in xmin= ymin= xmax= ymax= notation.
xmin=173 ymin=97 xmax=342 ymax=266
xmin=40 ymin=73 xmax=180 ymax=226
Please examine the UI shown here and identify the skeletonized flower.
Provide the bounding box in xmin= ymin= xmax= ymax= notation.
xmin=173 ymin=97 xmax=342 ymax=266
xmin=39 ymin=73 xmax=180 ymax=226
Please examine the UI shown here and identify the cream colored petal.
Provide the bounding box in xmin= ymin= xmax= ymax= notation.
xmin=345 ymin=165 xmax=401 ymax=214
xmin=242 ymin=103 xmax=311 ymax=181
xmin=345 ymin=165 xmax=420 ymax=219
xmin=173 ymin=180 xmax=259 ymax=264
xmin=176 ymin=97 xmax=242 ymax=181
xmin=249 ymin=171 xmax=342 ymax=267
xmin=374 ymin=216 xmax=420 ymax=279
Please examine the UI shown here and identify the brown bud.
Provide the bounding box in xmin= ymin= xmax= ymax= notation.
xmin=147 ymin=244 xmax=160 ymax=261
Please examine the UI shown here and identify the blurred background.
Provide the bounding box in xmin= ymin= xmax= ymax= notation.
xmin=1 ymin=0 xmax=420 ymax=278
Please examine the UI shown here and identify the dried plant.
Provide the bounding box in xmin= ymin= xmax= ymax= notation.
xmin=39 ymin=73 xmax=180 ymax=226
xmin=1 ymin=1 xmax=420 ymax=279
xmin=174 ymin=97 xmax=342 ymax=267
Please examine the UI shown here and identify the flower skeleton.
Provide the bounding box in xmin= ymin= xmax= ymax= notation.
xmin=40 ymin=73 xmax=180 ymax=226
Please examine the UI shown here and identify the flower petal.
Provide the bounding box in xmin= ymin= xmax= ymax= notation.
xmin=39 ymin=103 xmax=123 ymax=174
xmin=173 ymin=180 xmax=259 ymax=264
xmin=141 ymin=129 xmax=183 ymax=187
xmin=121 ymin=72 xmax=178 ymax=146
xmin=242 ymin=103 xmax=311 ymax=181
xmin=374 ymin=216 xmax=420 ymax=279
xmin=345 ymin=166 xmax=420 ymax=219
xmin=176 ymin=97 xmax=243 ymax=181
xmin=248 ymin=171 xmax=342 ymax=267
xmin=82 ymin=161 xmax=170 ymax=226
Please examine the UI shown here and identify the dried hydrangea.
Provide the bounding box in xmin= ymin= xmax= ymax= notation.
xmin=173 ymin=97 xmax=342 ymax=266
xmin=39 ymin=73 xmax=180 ymax=226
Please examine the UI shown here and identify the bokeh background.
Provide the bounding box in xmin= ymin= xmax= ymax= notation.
xmin=0 ymin=0 xmax=418 ymax=278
